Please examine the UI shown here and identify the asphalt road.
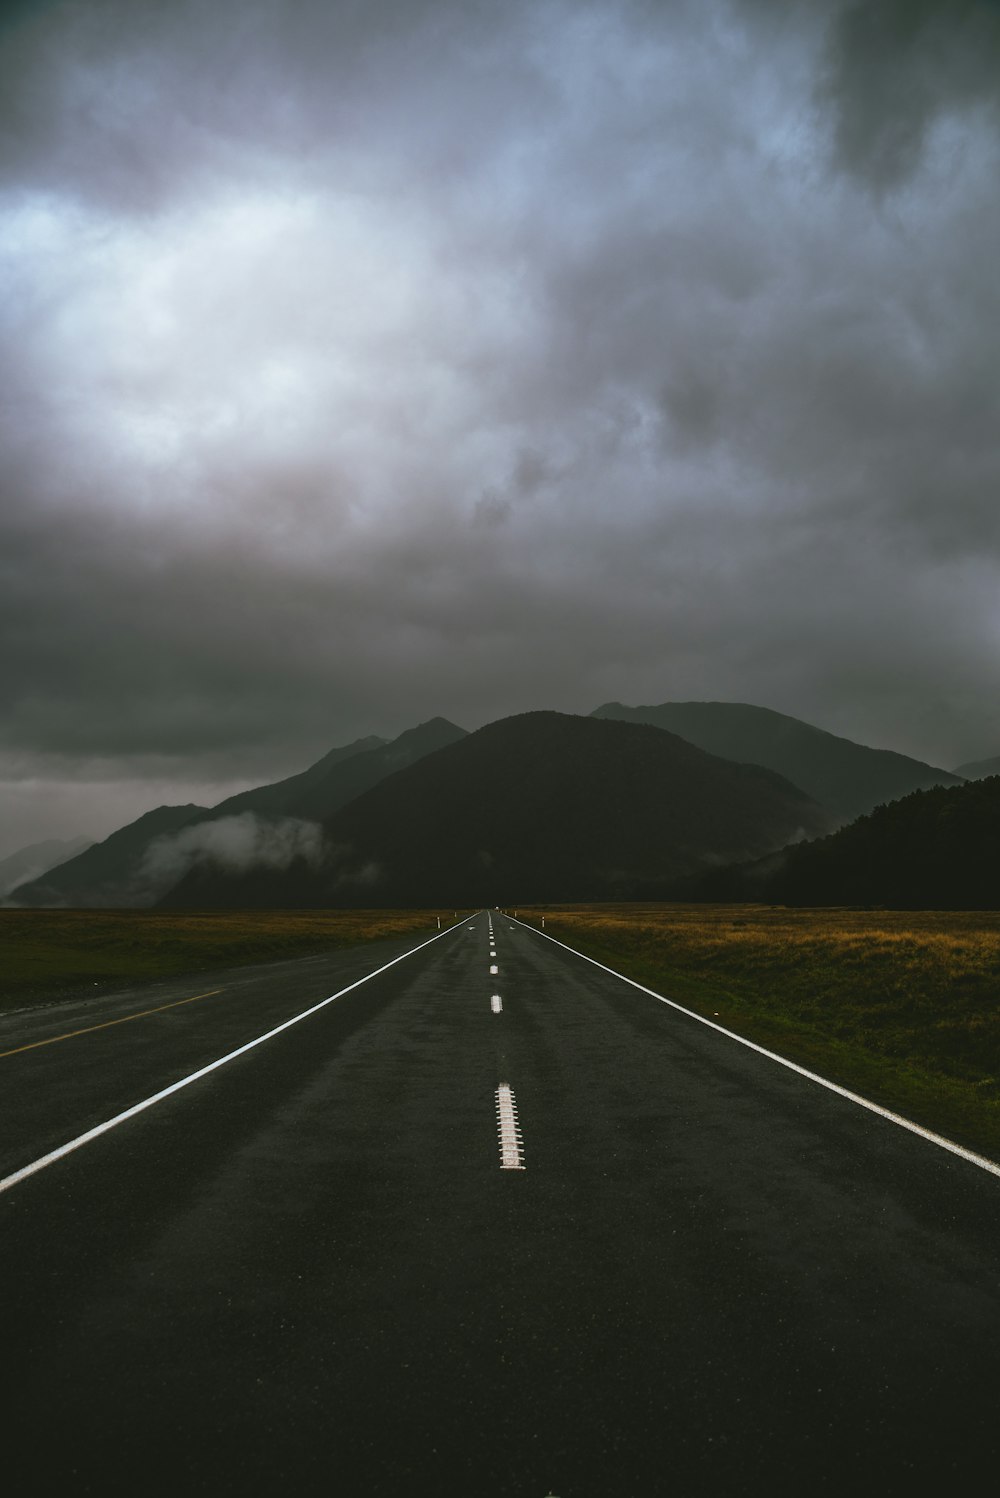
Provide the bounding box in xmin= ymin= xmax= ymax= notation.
xmin=2 ymin=911 xmax=1000 ymax=1496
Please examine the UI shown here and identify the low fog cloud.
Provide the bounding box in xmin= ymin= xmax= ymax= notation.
xmin=141 ymin=813 xmax=326 ymax=895
xmin=2 ymin=0 xmax=999 ymax=852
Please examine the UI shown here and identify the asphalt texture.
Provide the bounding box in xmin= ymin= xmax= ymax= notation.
xmin=2 ymin=912 xmax=1000 ymax=1496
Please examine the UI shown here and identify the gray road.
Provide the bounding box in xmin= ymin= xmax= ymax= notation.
xmin=2 ymin=912 xmax=999 ymax=1496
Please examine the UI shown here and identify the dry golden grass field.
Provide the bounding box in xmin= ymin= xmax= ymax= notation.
xmin=515 ymin=903 xmax=1000 ymax=1162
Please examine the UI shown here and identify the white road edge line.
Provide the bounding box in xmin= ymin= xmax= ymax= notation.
xmin=0 ymin=916 xmax=476 ymax=1197
xmin=495 ymin=1082 xmax=525 ymax=1169
xmin=491 ymin=995 xmax=503 ymax=1013
xmin=510 ymin=916 xmax=1000 ymax=1180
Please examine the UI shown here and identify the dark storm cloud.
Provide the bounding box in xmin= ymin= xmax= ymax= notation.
xmin=823 ymin=0 xmax=1000 ymax=189
xmin=2 ymin=0 xmax=999 ymax=850
xmin=0 ymin=0 xmax=548 ymax=210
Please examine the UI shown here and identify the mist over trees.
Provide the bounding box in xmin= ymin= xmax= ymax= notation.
xmin=698 ymin=777 xmax=1000 ymax=910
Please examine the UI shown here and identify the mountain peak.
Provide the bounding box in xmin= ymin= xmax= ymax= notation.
xmin=393 ymin=716 xmax=466 ymax=740
xmin=380 ymin=718 xmax=467 ymax=756
xmin=592 ymin=700 xmax=961 ymax=822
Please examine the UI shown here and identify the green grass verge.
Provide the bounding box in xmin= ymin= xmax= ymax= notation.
xmin=517 ymin=903 xmax=1000 ymax=1164
xmin=0 ymin=908 xmax=470 ymax=1011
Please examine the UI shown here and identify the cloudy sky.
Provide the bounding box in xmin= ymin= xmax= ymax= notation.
xmin=2 ymin=0 xmax=999 ymax=854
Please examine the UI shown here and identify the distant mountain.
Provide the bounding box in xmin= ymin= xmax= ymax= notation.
xmin=0 ymin=836 xmax=93 ymax=899
xmin=700 ymin=775 xmax=1000 ymax=909
xmin=955 ymin=755 xmax=1000 ymax=781
xmin=8 ymin=723 xmax=464 ymax=907
xmin=592 ymin=701 xmax=963 ymax=822
xmin=208 ymin=735 xmax=386 ymax=818
xmin=275 ymin=719 xmax=467 ymax=821
xmin=7 ymin=804 xmax=210 ymax=907
xmin=160 ymin=710 xmax=833 ymax=908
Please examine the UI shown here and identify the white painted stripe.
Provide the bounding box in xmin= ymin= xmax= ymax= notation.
xmin=508 ymin=916 xmax=1000 ymax=1180
xmin=490 ymin=964 xmax=499 ymax=975
xmin=0 ymin=917 xmax=476 ymax=1197
xmin=495 ymin=1083 xmax=525 ymax=1169
xmin=491 ymin=995 xmax=503 ymax=1013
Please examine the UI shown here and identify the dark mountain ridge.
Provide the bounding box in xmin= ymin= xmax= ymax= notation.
xmin=955 ymin=755 xmax=1000 ymax=781
xmin=592 ymin=700 xmax=963 ymax=823
xmin=207 ymin=734 xmax=386 ymax=818
xmin=161 ymin=710 xmax=833 ymax=908
xmin=286 ymin=718 xmax=466 ymax=821
xmin=694 ymin=775 xmax=1000 ymax=909
xmin=8 ymin=722 xmax=466 ymax=907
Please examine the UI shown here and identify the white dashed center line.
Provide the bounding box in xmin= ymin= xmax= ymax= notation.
xmin=495 ymin=1083 xmax=525 ymax=1169
xmin=490 ymin=964 xmax=498 ymax=975
xmin=491 ymin=995 xmax=503 ymax=1013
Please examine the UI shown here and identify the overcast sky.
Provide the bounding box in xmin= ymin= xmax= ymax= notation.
xmin=2 ymin=0 xmax=999 ymax=854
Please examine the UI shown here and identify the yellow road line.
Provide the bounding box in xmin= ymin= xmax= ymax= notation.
xmin=0 ymin=989 xmax=225 ymax=1060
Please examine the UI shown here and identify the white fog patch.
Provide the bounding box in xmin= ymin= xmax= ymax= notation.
xmin=141 ymin=812 xmax=326 ymax=890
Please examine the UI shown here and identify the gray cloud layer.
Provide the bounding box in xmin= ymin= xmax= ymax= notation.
xmin=2 ymin=0 xmax=999 ymax=852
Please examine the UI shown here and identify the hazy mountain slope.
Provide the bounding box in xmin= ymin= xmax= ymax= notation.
xmin=282 ymin=718 xmax=467 ymax=821
xmin=0 ymin=836 xmax=93 ymax=899
xmin=7 ymin=805 xmax=210 ymax=907
xmin=7 ymin=723 xmax=464 ymax=908
xmin=592 ymin=700 xmax=963 ymax=822
xmin=209 ymin=735 xmax=386 ymax=818
xmin=161 ymin=710 xmax=832 ymax=908
xmin=190 ymin=721 xmax=464 ymax=825
xmin=707 ymin=775 xmax=1000 ymax=910
xmin=955 ymin=755 xmax=1000 ymax=781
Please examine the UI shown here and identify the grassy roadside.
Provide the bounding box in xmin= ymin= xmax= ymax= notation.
xmin=515 ymin=903 xmax=1000 ymax=1163
xmin=0 ymin=908 xmax=470 ymax=1011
